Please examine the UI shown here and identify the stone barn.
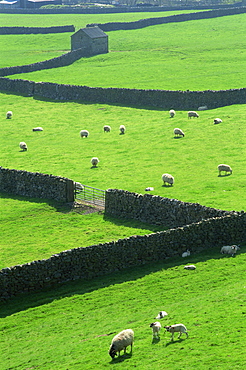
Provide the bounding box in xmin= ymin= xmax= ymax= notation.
xmin=71 ymin=26 xmax=108 ymax=56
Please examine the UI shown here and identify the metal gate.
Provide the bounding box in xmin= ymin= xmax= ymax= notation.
xmin=75 ymin=184 xmax=105 ymax=208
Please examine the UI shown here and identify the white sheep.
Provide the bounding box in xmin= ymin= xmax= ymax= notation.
xmin=188 ymin=111 xmax=199 ymax=118
xmin=109 ymin=329 xmax=134 ymax=359
xmin=162 ymin=173 xmax=174 ymax=186
xmin=74 ymin=182 xmax=84 ymax=193
xmin=104 ymin=125 xmax=111 ymax=133
xmin=19 ymin=142 xmax=28 ymax=151
xmin=198 ymin=106 xmax=208 ymax=111
xmin=150 ymin=322 xmax=161 ymax=338
xmin=164 ymin=324 xmax=188 ymax=341
xmin=119 ymin=125 xmax=126 ymax=134
xmin=220 ymin=245 xmax=239 ymax=257
xmin=80 ymin=130 xmax=89 ymax=138
xmin=155 ymin=311 xmax=168 ymax=319
xmin=213 ymin=118 xmax=222 ymax=124
xmin=169 ymin=109 xmax=176 ymax=118
xmin=182 ymin=249 xmax=190 ymax=258
xmin=184 ymin=265 xmax=196 ymax=270
xmin=174 ymin=128 xmax=185 ymax=137
xmin=218 ymin=164 xmax=232 ymax=176
xmin=6 ymin=111 xmax=13 ymax=119
xmin=91 ymin=157 xmax=99 ymax=167
xmin=32 ymin=127 xmax=43 ymax=131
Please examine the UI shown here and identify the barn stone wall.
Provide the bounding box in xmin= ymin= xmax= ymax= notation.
xmin=0 ymin=166 xmax=74 ymax=202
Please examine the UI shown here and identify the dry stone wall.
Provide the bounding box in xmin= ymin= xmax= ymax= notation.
xmin=0 ymin=25 xmax=75 ymax=35
xmin=0 ymin=167 xmax=74 ymax=202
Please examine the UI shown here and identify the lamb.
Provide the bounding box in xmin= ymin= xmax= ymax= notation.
xmin=150 ymin=322 xmax=161 ymax=338
xmin=220 ymin=245 xmax=240 ymax=257
xmin=80 ymin=130 xmax=89 ymax=138
xmin=109 ymin=329 xmax=134 ymax=359
xmin=184 ymin=265 xmax=196 ymax=270
xmin=32 ymin=127 xmax=43 ymax=131
xmin=6 ymin=111 xmax=13 ymax=119
xmin=164 ymin=324 xmax=188 ymax=341
xmin=74 ymin=182 xmax=84 ymax=193
xmin=182 ymin=249 xmax=190 ymax=258
xmin=91 ymin=157 xmax=99 ymax=167
xmin=188 ymin=111 xmax=199 ymax=118
xmin=169 ymin=109 xmax=176 ymax=118
xmin=19 ymin=142 xmax=28 ymax=151
xmin=218 ymin=164 xmax=232 ymax=176
xmin=174 ymin=128 xmax=185 ymax=137
xmin=119 ymin=125 xmax=126 ymax=134
xmin=198 ymin=106 xmax=208 ymax=111
xmin=155 ymin=311 xmax=168 ymax=319
xmin=103 ymin=125 xmax=111 ymax=133
xmin=213 ymin=118 xmax=222 ymax=124
xmin=162 ymin=173 xmax=174 ymax=186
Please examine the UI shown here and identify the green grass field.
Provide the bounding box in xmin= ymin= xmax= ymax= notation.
xmin=0 ymin=10 xmax=245 ymax=370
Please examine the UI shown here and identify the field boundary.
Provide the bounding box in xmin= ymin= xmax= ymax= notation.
xmin=0 ymin=25 xmax=75 ymax=35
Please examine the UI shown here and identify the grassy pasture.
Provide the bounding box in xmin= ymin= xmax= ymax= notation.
xmin=5 ymin=13 xmax=246 ymax=91
xmin=0 ymin=250 xmax=245 ymax=369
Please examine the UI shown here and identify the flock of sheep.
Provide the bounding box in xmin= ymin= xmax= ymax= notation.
xmin=163 ymin=109 xmax=233 ymax=186
xmin=109 ymin=310 xmax=188 ymax=359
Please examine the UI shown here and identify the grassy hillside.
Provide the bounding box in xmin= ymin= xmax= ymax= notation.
xmin=0 ymin=250 xmax=245 ymax=369
xmin=5 ymin=13 xmax=246 ymax=91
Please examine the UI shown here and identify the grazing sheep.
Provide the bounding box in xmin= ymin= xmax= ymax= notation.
xmin=104 ymin=125 xmax=111 ymax=133
xmin=32 ymin=127 xmax=43 ymax=131
xmin=74 ymin=182 xmax=84 ymax=193
xmin=221 ymin=245 xmax=239 ymax=257
xmin=91 ymin=157 xmax=99 ymax=167
xmin=184 ymin=265 xmax=196 ymax=270
xmin=19 ymin=142 xmax=28 ymax=151
xmin=6 ymin=111 xmax=13 ymax=119
xmin=182 ymin=249 xmax=190 ymax=258
xmin=169 ymin=109 xmax=176 ymax=118
xmin=155 ymin=311 xmax=168 ymax=319
xmin=145 ymin=187 xmax=154 ymax=191
xmin=164 ymin=324 xmax=188 ymax=341
xmin=150 ymin=322 xmax=161 ymax=338
xmin=213 ymin=118 xmax=222 ymax=124
xmin=188 ymin=111 xmax=199 ymax=119
xmin=119 ymin=125 xmax=126 ymax=134
xmin=174 ymin=128 xmax=185 ymax=137
xmin=80 ymin=130 xmax=89 ymax=138
xmin=162 ymin=173 xmax=174 ymax=186
xmin=218 ymin=164 xmax=232 ymax=176
xmin=198 ymin=106 xmax=208 ymax=111
xmin=109 ymin=329 xmax=134 ymax=359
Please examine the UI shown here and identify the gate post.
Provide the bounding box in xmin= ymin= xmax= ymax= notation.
xmin=66 ymin=179 xmax=75 ymax=202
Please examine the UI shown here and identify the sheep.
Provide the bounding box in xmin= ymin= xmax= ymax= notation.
xmin=169 ymin=109 xmax=176 ymax=118
xmin=164 ymin=324 xmax=188 ymax=341
xmin=6 ymin=111 xmax=13 ymax=119
xmin=220 ymin=245 xmax=240 ymax=257
xmin=155 ymin=311 xmax=168 ymax=319
xmin=218 ymin=164 xmax=232 ymax=176
xmin=103 ymin=125 xmax=111 ymax=133
xmin=213 ymin=118 xmax=222 ymax=124
xmin=198 ymin=106 xmax=208 ymax=111
xmin=150 ymin=322 xmax=161 ymax=338
xmin=145 ymin=187 xmax=154 ymax=191
xmin=162 ymin=173 xmax=174 ymax=186
xmin=119 ymin=125 xmax=126 ymax=134
xmin=182 ymin=249 xmax=190 ymax=258
xmin=19 ymin=142 xmax=28 ymax=151
xmin=80 ymin=130 xmax=89 ymax=138
xmin=32 ymin=127 xmax=43 ymax=131
xmin=174 ymin=128 xmax=185 ymax=137
xmin=74 ymin=182 xmax=84 ymax=193
xmin=188 ymin=111 xmax=199 ymax=119
xmin=91 ymin=157 xmax=99 ymax=167
xmin=109 ymin=329 xmax=134 ymax=359
xmin=184 ymin=265 xmax=196 ymax=270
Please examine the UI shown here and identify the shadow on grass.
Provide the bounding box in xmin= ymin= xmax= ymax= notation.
xmin=1 ymin=248 xmax=239 ymax=318
xmin=152 ymin=337 xmax=161 ymax=344
xmin=165 ymin=338 xmax=187 ymax=347
xmin=109 ymin=352 xmax=133 ymax=364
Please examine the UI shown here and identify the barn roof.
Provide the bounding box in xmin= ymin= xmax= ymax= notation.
xmin=72 ymin=26 xmax=107 ymax=39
